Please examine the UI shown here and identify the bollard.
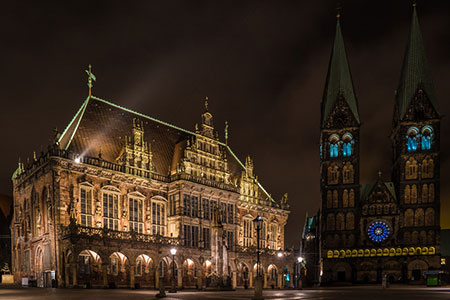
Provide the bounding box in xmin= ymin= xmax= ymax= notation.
xmin=252 ymin=275 xmax=264 ymax=300
xmin=156 ymin=276 xmax=166 ymax=298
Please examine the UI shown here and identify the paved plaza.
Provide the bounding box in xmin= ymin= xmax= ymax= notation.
xmin=0 ymin=286 xmax=449 ymax=300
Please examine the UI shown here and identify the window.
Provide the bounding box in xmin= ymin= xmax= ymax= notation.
xmin=129 ymin=197 xmax=143 ymax=233
xmin=258 ymin=221 xmax=266 ymax=249
xmin=327 ymin=214 xmax=335 ymax=231
xmin=221 ymin=203 xmax=227 ymax=223
xmin=404 ymin=185 xmax=411 ymax=204
xmin=421 ymin=125 xmax=433 ymax=150
xmin=425 ymin=208 xmax=435 ymax=226
xmin=203 ymin=227 xmax=210 ymax=249
xmin=414 ymin=208 xmax=424 ymax=227
xmin=336 ymin=213 xmax=345 ymax=231
xmin=405 ymin=158 xmax=418 ymax=180
xmin=183 ymin=194 xmax=191 ymax=217
xmin=421 ymin=184 xmax=428 ymax=204
xmin=422 ymin=157 xmax=434 ymax=179
xmin=80 ymin=186 xmax=93 ymax=227
xmin=227 ymin=203 xmax=234 ymax=224
xmin=152 ymin=201 xmax=165 ymax=235
xmin=136 ymin=258 xmax=143 ymax=276
xmin=268 ymin=223 xmax=277 ymax=249
xmin=429 ymin=184 xmax=435 ymax=203
xmin=326 ymin=190 xmax=332 ymax=208
xmin=210 ymin=200 xmax=217 ymax=220
xmin=327 ymin=164 xmax=339 ymax=185
xmin=343 ymin=190 xmax=349 ymax=208
xmin=349 ymin=189 xmax=355 ymax=207
xmin=342 ymin=132 xmax=353 ymax=157
xmin=411 ymin=185 xmax=418 ymax=204
xmin=103 ymin=192 xmax=119 ymax=230
xmin=169 ymin=194 xmax=178 ymax=216
xmin=406 ymin=127 xmax=419 ymax=151
xmin=329 ymin=134 xmax=339 ymax=158
xmin=342 ymin=162 xmax=354 ymax=184
xmin=405 ymin=209 xmax=414 ymax=227
xmin=202 ymin=198 xmax=210 ymax=220
xmin=183 ymin=225 xmax=198 ymax=247
xmin=227 ymin=231 xmax=234 ymax=251
xmin=333 ymin=190 xmax=338 ymax=208
xmin=345 ymin=212 xmax=354 ymax=230
xmin=244 ymin=219 xmax=253 ymax=247
xmin=191 ymin=196 xmax=199 ymax=218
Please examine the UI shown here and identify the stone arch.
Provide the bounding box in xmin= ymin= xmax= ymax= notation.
xmin=333 ymin=262 xmax=352 ymax=282
xmin=108 ymin=252 xmax=129 ymax=287
xmin=237 ymin=262 xmax=250 ymax=287
xmin=134 ymin=254 xmax=155 ymax=288
xmin=267 ymin=264 xmax=278 ymax=288
xmin=158 ymin=256 xmax=174 ymax=286
xmin=35 ymin=246 xmax=45 ymax=287
xmin=182 ymin=258 xmax=198 ymax=288
xmin=408 ymin=259 xmax=428 ymax=281
xmin=77 ymin=249 xmax=103 ymax=287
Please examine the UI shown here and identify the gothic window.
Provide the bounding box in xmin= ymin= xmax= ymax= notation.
xmin=404 ymin=185 xmax=411 ymax=204
xmin=405 ymin=158 xmax=418 ymax=180
xmin=203 ymin=227 xmax=211 ymax=249
xmin=191 ymin=196 xmax=199 ymax=218
xmin=427 ymin=230 xmax=435 ymax=244
xmin=342 ymin=162 xmax=354 ymax=184
xmin=414 ymin=208 xmax=424 ymax=227
xmin=419 ymin=231 xmax=427 ymax=244
xmin=347 ymin=234 xmax=355 ymax=247
xmin=325 ymin=235 xmax=333 ymax=248
xmin=327 ymin=163 xmax=339 ymax=185
xmin=333 ymin=234 xmax=340 ymax=247
xmin=343 ymin=190 xmax=349 ymax=208
xmin=227 ymin=230 xmax=235 ymax=251
xmin=349 ymin=189 xmax=355 ymax=207
xmin=421 ymin=125 xmax=433 ymax=150
xmin=151 ymin=200 xmax=166 ymax=236
xmin=411 ymin=231 xmax=418 ymax=244
xmin=411 ymin=185 xmax=418 ymax=204
xmin=103 ymin=191 xmax=119 ymax=230
xmin=421 ymin=157 xmax=434 ymax=178
xmin=243 ymin=218 xmax=253 ymax=247
xmin=329 ymin=134 xmax=340 ymax=158
xmin=80 ymin=184 xmax=93 ymax=227
xmin=129 ymin=196 xmax=143 ymax=233
xmin=336 ymin=213 xmax=345 ymax=231
xmin=421 ymin=184 xmax=428 ymax=204
xmin=429 ymin=184 xmax=435 ymax=203
xmin=202 ymin=198 xmax=210 ymax=220
xmin=342 ymin=132 xmax=354 ymax=157
xmin=403 ymin=231 xmax=411 ymax=244
xmin=369 ymin=205 xmax=375 ymax=215
xmin=227 ymin=203 xmax=234 ymax=224
xmin=406 ymin=126 xmax=419 ymax=151
xmin=327 ymin=214 xmax=335 ymax=231
xmin=333 ymin=190 xmax=338 ymax=208
xmin=183 ymin=194 xmax=191 ymax=217
xmin=425 ymin=208 xmax=435 ymax=226
xmin=135 ymin=257 xmax=143 ymax=276
xmin=326 ymin=191 xmax=332 ymax=209
xmin=376 ymin=205 xmax=382 ymax=215
xmin=345 ymin=212 xmax=354 ymax=230
xmin=268 ymin=223 xmax=278 ymax=249
xmin=258 ymin=221 xmax=267 ymax=249
xmin=405 ymin=209 xmax=414 ymax=227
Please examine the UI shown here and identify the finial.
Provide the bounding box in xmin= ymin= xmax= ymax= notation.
xmin=225 ymin=121 xmax=229 ymax=146
xmin=412 ymin=0 xmax=417 ymax=7
xmin=85 ymin=64 xmax=96 ymax=98
xmin=204 ymin=96 xmax=209 ymax=111
xmin=336 ymin=2 xmax=342 ymax=19
xmin=378 ymin=170 xmax=382 ymax=179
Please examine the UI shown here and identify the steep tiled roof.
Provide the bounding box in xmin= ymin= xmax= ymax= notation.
xmin=321 ymin=17 xmax=359 ymax=127
xmin=396 ymin=5 xmax=438 ymax=119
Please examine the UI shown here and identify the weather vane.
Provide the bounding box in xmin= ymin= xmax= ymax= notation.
xmin=85 ymin=64 xmax=96 ymax=98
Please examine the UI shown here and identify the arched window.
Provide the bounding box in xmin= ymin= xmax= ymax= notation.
xmin=411 ymin=185 xmax=418 ymax=204
xmin=102 ymin=186 xmax=120 ymax=231
xmin=333 ymin=190 xmax=338 ymax=208
xmin=427 ymin=230 xmax=435 ymax=244
xmin=421 ymin=125 xmax=433 ymax=150
xmin=414 ymin=208 xmax=424 ymax=227
xmin=406 ymin=126 xmax=419 ymax=152
xmin=411 ymin=231 xmax=418 ymax=244
xmin=349 ymin=189 xmax=355 ymax=207
xmin=405 ymin=158 xmax=418 ymax=180
xmin=404 ymin=185 xmax=411 ymax=204
xmin=425 ymin=208 xmax=435 ymax=226
xmin=328 ymin=164 xmax=339 ymax=185
xmin=329 ymin=134 xmax=340 ymax=158
xmin=327 ymin=214 xmax=335 ymax=231
xmin=151 ymin=197 xmax=167 ymax=236
xmin=343 ymin=162 xmax=354 ymax=184
xmin=79 ymin=183 xmax=94 ymax=227
xmin=129 ymin=192 xmax=144 ymax=233
xmin=336 ymin=213 xmax=345 ymax=231
xmin=403 ymin=231 xmax=411 ymax=244
xmin=342 ymin=132 xmax=353 ymax=157
xmin=419 ymin=231 xmax=427 ymax=244
xmin=326 ymin=190 xmax=332 ymax=209
xmin=405 ymin=209 xmax=414 ymax=227
xmin=421 ymin=184 xmax=428 ymax=204
xmin=343 ymin=190 xmax=349 ymax=208
xmin=429 ymin=184 xmax=435 ymax=203
xmin=345 ymin=212 xmax=354 ymax=230
xmin=422 ymin=157 xmax=434 ymax=179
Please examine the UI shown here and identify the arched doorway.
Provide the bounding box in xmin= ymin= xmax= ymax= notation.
xmin=135 ymin=254 xmax=154 ymax=288
xmin=203 ymin=260 xmax=212 ymax=287
xmin=77 ymin=250 xmax=102 ymax=287
xmin=35 ymin=247 xmax=44 ymax=287
xmin=108 ymin=252 xmax=129 ymax=287
xmin=283 ymin=266 xmax=291 ymax=288
xmin=182 ymin=258 xmax=197 ymax=288
xmin=237 ymin=263 xmax=249 ymax=287
xmin=267 ymin=264 xmax=278 ymax=289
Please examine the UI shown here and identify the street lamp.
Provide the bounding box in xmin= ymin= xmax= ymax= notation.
xmin=297 ymin=257 xmax=303 ymax=263
xmin=169 ymin=248 xmax=177 ymax=293
xmin=253 ymin=215 xmax=264 ymax=300
xmin=297 ymin=256 xmax=304 ymax=290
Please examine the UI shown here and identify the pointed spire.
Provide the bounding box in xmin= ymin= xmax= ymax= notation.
xmin=396 ymin=3 xmax=438 ymax=119
xmin=224 ymin=121 xmax=229 ymax=146
xmin=85 ymin=64 xmax=96 ymax=98
xmin=321 ymin=13 xmax=360 ymax=127
xmin=204 ymin=96 xmax=209 ymax=111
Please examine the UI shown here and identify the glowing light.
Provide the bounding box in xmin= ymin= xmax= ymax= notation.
xmin=277 ymin=252 xmax=283 ymax=258
xmin=74 ymin=156 xmax=81 ymax=164
xmin=367 ymin=221 xmax=390 ymax=243
xmin=170 ymin=248 xmax=177 ymax=255
xmin=186 ymin=258 xmax=193 ymax=266
xmin=205 ymin=260 xmax=211 ymax=267
xmin=297 ymin=257 xmax=303 ymax=263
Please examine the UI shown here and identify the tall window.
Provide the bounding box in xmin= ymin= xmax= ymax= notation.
xmin=332 ymin=190 xmax=338 ymax=208
xmin=422 ymin=157 xmax=434 ymax=179
xmin=342 ymin=132 xmax=353 ymax=157
xmin=183 ymin=194 xmax=191 ymax=217
xmin=349 ymin=189 xmax=355 ymax=207
xmin=129 ymin=197 xmax=143 ymax=233
xmin=327 ymin=164 xmax=339 ymax=185
xmin=404 ymin=185 xmax=411 ymax=204
xmin=326 ymin=190 xmax=332 ymax=208
xmin=405 ymin=158 xmax=418 ymax=180
xmin=169 ymin=194 xmax=178 ymax=216
xmin=227 ymin=231 xmax=234 ymax=251
xmin=329 ymin=134 xmax=339 ymax=158
xmin=103 ymin=192 xmax=119 ymax=230
xmin=268 ymin=224 xmax=277 ymax=249
xmin=406 ymin=127 xmax=419 ymax=152
xmin=152 ymin=201 xmax=165 ymax=235
xmin=80 ymin=186 xmax=93 ymax=227
xmin=342 ymin=189 xmax=349 ymax=208
xmin=244 ymin=219 xmax=253 ymax=247
xmin=202 ymin=198 xmax=210 ymax=220
xmin=191 ymin=196 xmax=199 ymax=218
xmin=203 ymin=227 xmax=210 ymax=249
xmin=183 ymin=225 xmax=198 ymax=247
xmin=336 ymin=213 xmax=345 ymax=230
xmin=221 ymin=203 xmax=227 ymax=223
xmin=258 ymin=221 xmax=267 ymax=249
xmin=227 ymin=203 xmax=234 ymax=224
xmin=421 ymin=126 xmax=433 ymax=150
xmin=343 ymin=162 xmax=354 ymax=184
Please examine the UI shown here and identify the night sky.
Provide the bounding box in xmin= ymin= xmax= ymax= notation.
xmin=1 ymin=0 xmax=449 ymax=247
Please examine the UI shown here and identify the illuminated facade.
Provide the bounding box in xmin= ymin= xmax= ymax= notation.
xmin=320 ymin=6 xmax=441 ymax=284
xmin=10 ymin=94 xmax=291 ymax=288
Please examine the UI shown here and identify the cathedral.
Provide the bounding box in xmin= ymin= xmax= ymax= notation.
xmin=320 ymin=5 xmax=441 ymax=284
xmin=10 ymin=91 xmax=291 ymax=287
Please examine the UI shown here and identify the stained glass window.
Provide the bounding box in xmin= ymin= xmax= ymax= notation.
xmin=367 ymin=221 xmax=390 ymax=243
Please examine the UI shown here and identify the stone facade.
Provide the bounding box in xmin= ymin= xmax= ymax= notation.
xmin=10 ymin=96 xmax=291 ymax=288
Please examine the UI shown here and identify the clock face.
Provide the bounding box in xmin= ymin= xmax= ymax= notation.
xmin=367 ymin=221 xmax=390 ymax=243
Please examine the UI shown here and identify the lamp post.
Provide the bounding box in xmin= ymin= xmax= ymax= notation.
xmin=169 ymin=248 xmax=177 ymax=293
xmin=253 ymin=215 xmax=263 ymax=300
xmin=297 ymin=256 xmax=304 ymax=290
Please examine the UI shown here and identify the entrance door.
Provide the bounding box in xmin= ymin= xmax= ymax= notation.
xmin=337 ymin=271 xmax=345 ymax=282
xmin=412 ymin=269 xmax=421 ymax=281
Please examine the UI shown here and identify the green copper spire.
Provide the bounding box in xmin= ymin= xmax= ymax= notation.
xmin=396 ymin=4 xmax=438 ymax=119
xmin=321 ymin=16 xmax=360 ymax=127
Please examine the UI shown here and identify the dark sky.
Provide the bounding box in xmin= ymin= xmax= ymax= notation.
xmin=1 ymin=0 xmax=449 ymax=247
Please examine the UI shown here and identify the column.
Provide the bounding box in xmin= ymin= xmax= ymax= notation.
xmin=177 ymin=267 xmax=182 ymax=288
xmin=71 ymin=263 xmax=77 ymax=287
xmin=232 ymin=271 xmax=237 ymax=289
xmin=249 ymin=272 xmax=253 ymax=288
xmin=263 ymin=272 xmax=267 ymax=288
xmin=129 ymin=264 xmax=135 ymax=288
xmin=278 ymin=273 xmax=283 ymax=289
xmin=155 ymin=269 xmax=159 ymax=290
xmin=64 ymin=263 xmax=70 ymax=288
xmin=102 ymin=263 xmax=108 ymax=288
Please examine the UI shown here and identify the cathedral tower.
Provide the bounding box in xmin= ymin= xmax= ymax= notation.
xmin=391 ymin=5 xmax=440 ymax=251
xmin=320 ymin=14 xmax=360 ymax=279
